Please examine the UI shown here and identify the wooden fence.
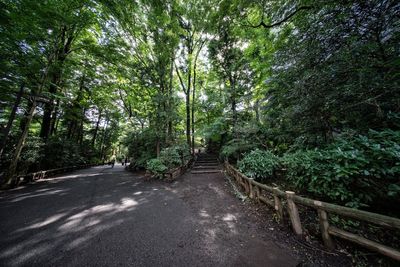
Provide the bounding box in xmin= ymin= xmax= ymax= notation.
xmin=15 ymin=163 xmax=104 ymax=185
xmin=163 ymin=156 xmax=194 ymax=180
xmin=224 ymin=162 xmax=400 ymax=261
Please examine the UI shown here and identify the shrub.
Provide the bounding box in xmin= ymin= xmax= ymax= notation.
xmin=159 ymin=147 xmax=182 ymax=168
xmin=146 ymin=159 xmax=167 ymax=178
xmin=19 ymin=136 xmax=45 ymax=173
xmin=220 ymin=139 xmax=257 ymax=162
xmin=159 ymin=143 xmax=190 ymax=168
xmin=124 ymin=129 xmax=157 ymax=169
xmin=281 ymin=129 xmax=400 ymax=208
xmin=146 ymin=143 xmax=192 ymax=178
xmin=42 ymin=137 xmax=86 ymax=169
xmin=237 ymin=149 xmax=280 ymax=181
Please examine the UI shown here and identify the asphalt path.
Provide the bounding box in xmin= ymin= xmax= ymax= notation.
xmin=0 ymin=164 xmax=300 ymax=266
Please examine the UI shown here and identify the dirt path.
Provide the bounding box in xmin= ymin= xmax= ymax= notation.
xmin=0 ymin=164 xmax=349 ymax=266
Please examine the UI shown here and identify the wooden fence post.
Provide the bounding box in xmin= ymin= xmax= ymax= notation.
xmin=318 ymin=209 xmax=335 ymax=250
xmin=245 ymin=179 xmax=250 ymax=195
xmin=255 ymin=185 xmax=260 ymax=203
xmin=273 ymin=187 xmax=283 ymax=222
xmin=249 ymin=179 xmax=254 ymax=199
xmin=286 ymin=191 xmax=303 ymax=236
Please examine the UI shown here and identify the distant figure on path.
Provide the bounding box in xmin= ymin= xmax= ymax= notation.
xmin=110 ymin=154 xmax=116 ymax=168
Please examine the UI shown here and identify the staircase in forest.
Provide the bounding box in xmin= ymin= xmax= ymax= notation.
xmin=191 ymin=153 xmax=221 ymax=174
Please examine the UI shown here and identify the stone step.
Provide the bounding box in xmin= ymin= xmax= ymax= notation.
xmin=193 ymin=166 xmax=219 ymax=170
xmin=194 ymin=163 xmax=219 ymax=166
xmin=196 ymin=155 xmax=217 ymax=159
xmin=196 ymin=161 xmax=218 ymax=164
xmin=191 ymin=170 xmax=221 ymax=174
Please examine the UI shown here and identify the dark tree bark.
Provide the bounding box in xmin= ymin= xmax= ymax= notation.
xmin=92 ymin=109 xmax=102 ymax=146
xmin=40 ymin=25 xmax=75 ymax=140
xmin=3 ymin=97 xmax=37 ymax=186
xmin=246 ymin=6 xmax=312 ymax=29
xmin=50 ymin=98 xmax=60 ymax=136
xmin=0 ymin=83 xmax=25 ymax=158
xmin=191 ymin=40 xmax=205 ymax=154
xmin=40 ymin=72 xmax=60 ymax=139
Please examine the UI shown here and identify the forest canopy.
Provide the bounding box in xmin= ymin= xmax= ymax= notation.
xmin=0 ymin=0 xmax=399 ymax=212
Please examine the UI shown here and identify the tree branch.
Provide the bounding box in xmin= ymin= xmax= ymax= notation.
xmin=175 ymin=63 xmax=188 ymax=95
xmin=247 ymin=6 xmax=312 ymax=29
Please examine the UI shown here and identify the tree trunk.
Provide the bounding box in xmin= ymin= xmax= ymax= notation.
xmin=92 ymin=109 xmax=102 ymax=146
xmin=40 ymin=25 xmax=74 ymax=140
xmin=100 ymin=119 xmax=109 ymax=161
xmin=78 ymin=108 xmax=85 ymax=145
xmin=166 ymin=56 xmax=174 ymax=143
xmin=230 ymin=77 xmax=237 ymax=135
xmin=255 ymin=99 xmax=260 ymax=124
xmin=185 ymin=93 xmax=191 ymax=150
xmin=191 ymin=68 xmax=196 ymax=155
xmin=50 ymin=98 xmax=60 ymax=136
xmin=3 ymin=98 xmax=37 ymax=186
xmin=191 ymin=41 xmax=204 ymax=155
xmin=40 ymin=71 xmax=60 ymax=139
xmin=0 ymin=83 xmax=24 ymax=158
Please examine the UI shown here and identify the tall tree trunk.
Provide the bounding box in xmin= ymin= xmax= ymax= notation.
xmin=255 ymin=99 xmax=260 ymax=124
xmin=92 ymin=109 xmax=102 ymax=146
xmin=40 ymin=25 xmax=74 ymax=140
xmin=40 ymin=71 xmax=61 ymax=139
xmin=50 ymin=98 xmax=60 ymax=136
xmin=0 ymin=83 xmax=24 ymax=158
xmin=156 ymin=139 xmax=160 ymax=158
xmin=230 ymin=76 xmax=237 ymax=137
xmin=166 ymin=56 xmax=174 ymax=143
xmin=185 ymin=93 xmax=191 ymax=150
xmin=54 ymin=114 xmax=61 ymax=134
xmin=78 ymin=108 xmax=85 ymax=145
xmin=191 ymin=69 xmax=196 ymax=155
xmin=3 ymin=98 xmax=37 ymax=186
xmin=191 ymin=41 xmax=204 ymax=155
xmin=100 ymin=118 xmax=109 ymax=161
xmin=175 ymin=64 xmax=191 ymax=151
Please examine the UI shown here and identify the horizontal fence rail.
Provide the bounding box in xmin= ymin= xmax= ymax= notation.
xmin=163 ymin=156 xmax=194 ymax=180
xmin=224 ymin=162 xmax=400 ymax=261
xmin=16 ymin=163 xmax=105 ymax=185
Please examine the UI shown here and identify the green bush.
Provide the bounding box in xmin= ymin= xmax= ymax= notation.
xmin=42 ymin=137 xmax=86 ymax=169
xmin=124 ymin=129 xmax=157 ymax=169
xmin=146 ymin=143 xmax=192 ymax=178
xmin=19 ymin=136 xmax=45 ymax=173
xmin=281 ymin=129 xmax=400 ymax=208
xmin=220 ymin=139 xmax=257 ymax=161
xmin=159 ymin=143 xmax=190 ymax=168
xmin=146 ymin=158 xmax=167 ymax=178
xmin=237 ymin=149 xmax=280 ymax=181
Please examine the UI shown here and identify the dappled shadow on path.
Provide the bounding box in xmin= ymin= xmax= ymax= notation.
xmin=0 ymin=165 xmax=300 ymax=266
xmin=0 ymin=167 xmax=169 ymax=266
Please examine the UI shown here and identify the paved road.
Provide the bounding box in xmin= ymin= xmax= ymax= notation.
xmin=0 ymin=165 xmax=300 ymax=266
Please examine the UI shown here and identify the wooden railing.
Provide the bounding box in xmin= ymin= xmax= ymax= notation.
xmin=163 ymin=156 xmax=194 ymax=180
xmin=16 ymin=163 xmax=104 ymax=185
xmin=224 ymin=162 xmax=400 ymax=261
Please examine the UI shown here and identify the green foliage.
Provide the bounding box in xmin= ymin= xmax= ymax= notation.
xmin=220 ymin=139 xmax=257 ymax=162
xmin=146 ymin=158 xmax=167 ymax=178
xmin=146 ymin=143 xmax=191 ymax=177
xmin=237 ymin=149 xmax=279 ymax=181
xmin=18 ymin=136 xmax=45 ymax=174
xmin=281 ymin=130 xmax=400 ymax=208
xmin=41 ymin=137 xmax=87 ymax=170
xmin=159 ymin=146 xmax=183 ymax=169
xmin=125 ymin=129 xmax=157 ymax=169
